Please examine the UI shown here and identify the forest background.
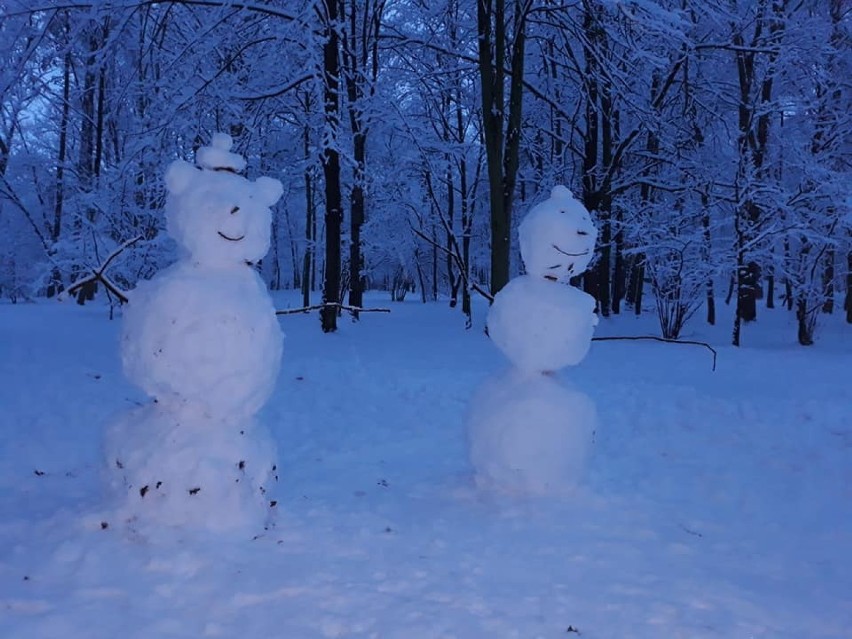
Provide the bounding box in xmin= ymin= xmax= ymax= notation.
xmin=0 ymin=0 xmax=849 ymax=345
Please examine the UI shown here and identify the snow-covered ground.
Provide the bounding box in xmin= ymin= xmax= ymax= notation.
xmin=1 ymin=293 xmax=850 ymax=638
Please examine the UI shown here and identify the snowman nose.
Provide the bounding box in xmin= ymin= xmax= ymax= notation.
xmin=230 ymin=206 xmax=240 ymax=215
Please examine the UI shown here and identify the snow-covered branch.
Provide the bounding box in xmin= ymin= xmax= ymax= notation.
xmin=65 ymin=236 xmax=143 ymax=305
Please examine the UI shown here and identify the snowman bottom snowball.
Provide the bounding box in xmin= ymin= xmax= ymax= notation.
xmin=467 ymin=371 xmax=597 ymax=495
xmin=105 ymin=405 xmax=279 ymax=534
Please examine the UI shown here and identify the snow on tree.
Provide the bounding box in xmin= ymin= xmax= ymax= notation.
xmin=1 ymin=0 xmax=850 ymax=344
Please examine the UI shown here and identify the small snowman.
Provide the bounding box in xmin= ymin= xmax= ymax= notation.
xmin=467 ymin=186 xmax=599 ymax=494
xmin=105 ymin=133 xmax=284 ymax=534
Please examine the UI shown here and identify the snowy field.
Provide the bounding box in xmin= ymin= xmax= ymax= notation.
xmin=1 ymin=292 xmax=850 ymax=639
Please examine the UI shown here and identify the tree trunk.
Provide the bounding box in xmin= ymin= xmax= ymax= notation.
xmin=302 ymin=113 xmax=315 ymax=307
xmin=845 ymin=249 xmax=852 ymax=323
xmin=701 ymin=191 xmax=715 ymax=324
xmin=415 ymin=247 xmax=427 ymax=304
xmin=737 ymin=260 xmax=759 ymax=324
xmin=270 ymin=207 xmax=282 ymax=289
xmin=783 ymin=237 xmax=794 ymax=310
xmin=47 ymin=46 xmax=73 ymax=298
xmin=596 ymin=25 xmax=614 ymax=317
xmin=75 ymin=22 xmax=102 ymax=305
xmin=611 ymin=213 xmax=624 ymax=314
xmin=348 ymin=132 xmax=365 ymax=316
xmin=432 ymin=226 xmax=439 ymax=301
xmin=286 ymin=207 xmax=300 ymax=290
xmin=53 ymin=55 xmax=69 ymax=227
xmin=822 ymin=249 xmax=834 ymax=313
xmin=320 ymin=0 xmax=342 ymax=333
xmin=477 ymin=0 xmax=527 ymax=297
xmin=460 ymin=120 xmax=473 ymax=328
xmin=446 ymin=156 xmax=457 ymax=307
xmin=797 ymin=298 xmax=814 ymax=346
xmin=340 ymin=0 xmax=383 ymax=317
xmin=633 ymin=258 xmax=644 ymax=316
xmin=580 ymin=4 xmax=600 ymax=304
xmin=766 ymin=270 xmax=774 ymax=309
xmin=731 ymin=1 xmax=786 ymax=343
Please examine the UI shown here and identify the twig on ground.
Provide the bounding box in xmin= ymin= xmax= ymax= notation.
xmin=592 ymin=335 xmax=717 ymax=371
xmin=276 ymin=302 xmax=391 ymax=316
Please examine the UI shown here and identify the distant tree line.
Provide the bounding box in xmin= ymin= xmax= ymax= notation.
xmin=0 ymin=0 xmax=849 ymax=344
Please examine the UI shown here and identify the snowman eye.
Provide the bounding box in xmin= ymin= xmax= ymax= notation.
xmin=230 ymin=206 xmax=240 ymax=215
xmin=577 ymin=230 xmax=589 ymax=236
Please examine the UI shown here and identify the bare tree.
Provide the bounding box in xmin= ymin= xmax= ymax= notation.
xmin=340 ymin=0 xmax=386 ymax=318
xmin=317 ymin=0 xmax=343 ymax=333
xmin=477 ymin=0 xmax=532 ymax=296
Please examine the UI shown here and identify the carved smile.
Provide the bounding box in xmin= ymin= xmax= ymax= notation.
xmin=218 ymin=231 xmax=245 ymax=242
xmin=551 ymin=244 xmax=590 ymax=258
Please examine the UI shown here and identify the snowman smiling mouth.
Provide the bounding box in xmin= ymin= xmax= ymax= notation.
xmin=218 ymin=231 xmax=245 ymax=242
xmin=551 ymin=243 xmax=589 ymax=258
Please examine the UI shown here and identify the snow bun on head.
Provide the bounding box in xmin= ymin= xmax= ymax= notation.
xmin=195 ymin=132 xmax=247 ymax=174
xmin=163 ymin=132 xmax=283 ymax=268
xmin=519 ymin=185 xmax=597 ymax=284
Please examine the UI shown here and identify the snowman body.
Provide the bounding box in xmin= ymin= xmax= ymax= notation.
xmin=122 ymin=260 xmax=282 ymax=419
xmin=106 ymin=134 xmax=284 ymax=534
xmin=467 ymin=186 xmax=599 ymax=495
xmin=487 ymin=276 xmax=597 ymax=376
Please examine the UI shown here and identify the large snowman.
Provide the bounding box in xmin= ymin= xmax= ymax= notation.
xmin=467 ymin=186 xmax=599 ymax=494
xmin=105 ymin=133 xmax=284 ymax=534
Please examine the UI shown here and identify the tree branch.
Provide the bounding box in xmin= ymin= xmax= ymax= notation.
xmin=410 ymin=226 xmax=494 ymax=303
xmin=65 ymin=235 xmax=143 ymax=305
xmin=276 ymin=302 xmax=390 ymax=316
xmin=6 ymin=1 xmax=297 ymax=21
xmin=592 ymin=335 xmax=717 ymax=371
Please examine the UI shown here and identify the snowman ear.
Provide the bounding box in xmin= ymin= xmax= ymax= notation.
xmin=255 ymin=176 xmax=283 ymax=207
xmin=164 ymin=160 xmax=198 ymax=195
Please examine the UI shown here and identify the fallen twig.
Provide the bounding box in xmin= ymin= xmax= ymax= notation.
xmin=592 ymin=335 xmax=717 ymax=371
xmin=276 ymin=302 xmax=391 ymax=316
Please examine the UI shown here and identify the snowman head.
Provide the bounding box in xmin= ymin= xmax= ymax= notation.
xmin=518 ymin=186 xmax=597 ymax=284
xmin=164 ymin=133 xmax=283 ymax=268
